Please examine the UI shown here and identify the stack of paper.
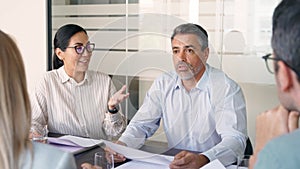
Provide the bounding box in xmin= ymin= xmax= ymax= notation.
xmin=116 ymin=160 xmax=170 ymax=169
xmin=47 ymin=135 xmax=103 ymax=154
xmin=102 ymin=140 xmax=173 ymax=168
xmin=103 ymin=141 xmax=235 ymax=169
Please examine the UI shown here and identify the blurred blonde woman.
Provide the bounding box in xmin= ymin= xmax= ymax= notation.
xmin=0 ymin=30 xmax=77 ymax=169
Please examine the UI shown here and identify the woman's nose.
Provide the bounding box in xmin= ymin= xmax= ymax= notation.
xmin=81 ymin=48 xmax=91 ymax=57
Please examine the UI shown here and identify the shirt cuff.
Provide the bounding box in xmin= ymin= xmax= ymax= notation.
xmin=201 ymin=150 xmax=217 ymax=163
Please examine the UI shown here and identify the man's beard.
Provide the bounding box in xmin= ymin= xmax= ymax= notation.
xmin=175 ymin=61 xmax=201 ymax=80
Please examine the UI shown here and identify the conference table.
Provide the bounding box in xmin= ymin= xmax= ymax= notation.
xmin=47 ymin=133 xmax=240 ymax=169
xmin=47 ymin=132 xmax=178 ymax=169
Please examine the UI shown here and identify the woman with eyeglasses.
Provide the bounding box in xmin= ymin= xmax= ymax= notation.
xmin=30 ymin=24 xmax=129 ymax=140
xmin=0 ymin=30 xmax=77 ymax=169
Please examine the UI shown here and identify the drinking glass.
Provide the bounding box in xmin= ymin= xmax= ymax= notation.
xmin=30 ymin=126 xmax=48 ymax=143
xmin=94 ymin=151 xmax=114 ymax=169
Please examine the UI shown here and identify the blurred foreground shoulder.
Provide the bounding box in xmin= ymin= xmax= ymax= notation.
xmin=22 ymin=142 xmax=77 ymax=169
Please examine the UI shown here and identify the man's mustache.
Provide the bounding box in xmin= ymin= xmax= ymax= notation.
xmin=176 ymin=61 xmax=194 ymax=70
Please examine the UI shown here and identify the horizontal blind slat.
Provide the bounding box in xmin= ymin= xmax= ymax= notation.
xmin=52 ymin=4 xmax=139 ymax=16
xmin=52 ymin=17 xmax=139 ymax=29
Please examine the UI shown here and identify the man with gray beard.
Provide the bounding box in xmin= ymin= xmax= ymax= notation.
xmin=116 ymin=23 xmax=248 ymax=168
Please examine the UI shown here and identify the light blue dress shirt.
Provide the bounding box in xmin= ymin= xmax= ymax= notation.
xmin=119 ymin=64 xmax=247 ymax=166
xmin=255 ymin=129 xmax=300 ymax=169
xmin=21 ymin=142 xmax=77 ymax=169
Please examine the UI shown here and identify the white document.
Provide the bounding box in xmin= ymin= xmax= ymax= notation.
xmin=103 ymin=140 xmax=173 ymax=166
xmin=115 ymin=160 xmax=169 ymax=169
xmin=48 ymin=135 xmax=103 ymax=147
xmin=226 ymin=165 xmax=239 ymax=169
xmin=116 ymin=157 xmax=237 ymax=169
xmin=200 ymin=159 xmax=226 ymax=169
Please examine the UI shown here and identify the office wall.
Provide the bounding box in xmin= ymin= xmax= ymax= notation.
xmin=0 ymin=0 xmax=47 ymax=93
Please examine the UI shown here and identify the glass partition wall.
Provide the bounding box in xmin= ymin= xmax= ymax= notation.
xmin=49 ymin=0 xmax=281 ymax=143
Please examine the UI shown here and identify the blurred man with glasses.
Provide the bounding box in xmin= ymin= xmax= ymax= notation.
xmin=250 ymin=0 xmax=300 ymax=168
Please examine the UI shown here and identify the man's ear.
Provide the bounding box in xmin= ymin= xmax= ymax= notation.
xmin=277 ymin=61 xmax=293 ymax=92
xmin=55 ymin=48 xmax=64 ymax=60
xmin=203 ymin=47 xmax=209 ymax=62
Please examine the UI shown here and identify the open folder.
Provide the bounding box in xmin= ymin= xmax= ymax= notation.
xmin=47 ymin=135 xmax=103 ymax=154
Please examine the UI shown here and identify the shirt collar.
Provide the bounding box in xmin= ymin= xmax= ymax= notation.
xmin=195 ymin=64 xmax=210 ymax=91
xmin=57 ymin=66 xmax=89 ymax=84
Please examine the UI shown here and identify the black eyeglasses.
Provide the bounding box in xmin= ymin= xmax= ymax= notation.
xmin=67 ymin=42 xmax=95 ymax=54
xmin=262 ymin=53 xmax=280 ymax=74
xmin=262 ymin=53 xmax=300 ymax=77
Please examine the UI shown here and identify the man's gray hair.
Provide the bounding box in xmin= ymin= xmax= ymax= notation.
xmin=171 ymin=23 xmax=208 ymax=50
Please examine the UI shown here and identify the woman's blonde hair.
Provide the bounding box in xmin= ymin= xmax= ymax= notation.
xmin=0 ymin=30 xmax=31 ymax=169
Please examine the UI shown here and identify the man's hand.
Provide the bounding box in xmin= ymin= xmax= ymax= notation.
xmin=254 ymin=105 xmax=299 ymax=154
xmin=169 ymin=151 xmax=209 ymax=169
xmin=103 ymin=143 xmax=126 ymax=163
xmin=81 ymin=163 xmax=98 ymax=169
xmin=108 ymin=85 xmax=130 ymax=110
xmin=81 ymin=143 xmax=127 ymax=169
xmin=249 ymin=105 xmax=299 ymax=169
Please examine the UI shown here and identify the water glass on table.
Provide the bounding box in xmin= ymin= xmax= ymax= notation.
xmin=30 ymin=126 xmax=48 ymax=143
xmin=94 ymin=151 xmax=114 ymax=169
